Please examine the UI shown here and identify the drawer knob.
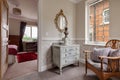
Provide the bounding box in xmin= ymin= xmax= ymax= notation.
xmin=65 ymin=49 xmax=67 ymax=52
xmin=75 ymin=57 xmax=78 ymax=60
xmin=69 ymin=49 xmax=73 ymax=51
xmin=65 ymin=54 xmax=67 ymax=56
xmin=65 ymin=60 xmax=67 ymax=63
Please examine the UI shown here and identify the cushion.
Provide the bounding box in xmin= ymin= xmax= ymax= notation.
xmin=8 ymin=45 xmax=18 ymax=50
xmin=16 ymin=52 xmax=37 ymax=63
xmin=91 ymin=47 xmax=111 ymax=63
xmin=9 ymin=48 xmax=17 ymax=55
xmin=88 ymin=59 xmax=108 ymax=71
xmin=109 ymin=49 xmax=120 ymax=57
xmin=8 ymin=45 xmax=18 ymax=55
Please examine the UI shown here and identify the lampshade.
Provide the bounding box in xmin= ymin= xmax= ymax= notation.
xmin=13 ymin=8 xmax=21 ymax=15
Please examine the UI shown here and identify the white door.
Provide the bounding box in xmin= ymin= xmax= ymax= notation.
xmin=0 ymin=0 xmax=9 ymax=79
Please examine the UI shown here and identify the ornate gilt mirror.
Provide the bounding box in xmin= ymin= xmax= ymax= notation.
xmin=54 ymin=9 xmax=68 ymax=32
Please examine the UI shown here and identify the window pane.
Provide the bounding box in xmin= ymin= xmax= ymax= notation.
xmin=23 ymin=27 xmax=31 ymax=40
xmin=32 ymin=27 xmax=37 ymax=39
xmin=88 ymin=0 xmax=109 ymax=42
xmin=23 ymin=25 xmax=38 ymax=41
xmin=103 ymin=9 xmax=109 ymax=24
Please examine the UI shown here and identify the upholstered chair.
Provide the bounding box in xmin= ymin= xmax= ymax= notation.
xmin=83 ymin=39 xmax=120 ymax=80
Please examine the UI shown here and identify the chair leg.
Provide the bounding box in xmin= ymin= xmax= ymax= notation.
xmin=100 ymin=77 xmax=105 ymax=80
xmin=85 ymin=63 xmax=87 ymax=75
xmin=99 ymin=75 xmax=106 ymax=80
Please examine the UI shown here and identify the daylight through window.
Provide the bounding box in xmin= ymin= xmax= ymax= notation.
xmin=86 ymin=0 xmax=110 ymax=44
xmin=23 ymin=25 xmax=37 ymax=41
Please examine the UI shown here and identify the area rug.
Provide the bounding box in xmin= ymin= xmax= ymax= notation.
xmin=16 ymin=52 xmax=37 ymax=63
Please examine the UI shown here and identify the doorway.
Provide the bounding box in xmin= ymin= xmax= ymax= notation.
xmin=3 ymin=0 xmax=39 ymax=79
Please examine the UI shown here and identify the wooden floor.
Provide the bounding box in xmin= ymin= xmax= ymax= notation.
xmin=3 ymin=60 xmax=37 ymax=80
xmin=3 ymin=61 xmax=120 ymax=80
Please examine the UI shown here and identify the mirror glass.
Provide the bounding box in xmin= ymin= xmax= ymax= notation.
xmin=54 ymin=9 xmax=67 ymax=32
xmin=57 ymin=15 xmax=65 ymax=30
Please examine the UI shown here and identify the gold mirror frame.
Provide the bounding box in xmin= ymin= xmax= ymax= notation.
xmin=54 ymin=9 xmax=68 ymax=32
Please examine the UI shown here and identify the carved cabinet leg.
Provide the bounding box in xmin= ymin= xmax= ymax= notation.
xmin=60 ymin=67 xmax=62 ymax=75
xmin=78 ymin=61 xmax=80 ymax=67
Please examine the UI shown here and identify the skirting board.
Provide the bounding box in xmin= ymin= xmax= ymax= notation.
xmin=41 ymin=63 xmax=53 ymax=72
xmin=79 ymin=59 xmax=85 ymax=64
xmin=40 ymin=59 xmax=85 ymax=72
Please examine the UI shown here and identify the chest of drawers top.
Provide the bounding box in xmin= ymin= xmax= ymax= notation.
xmin=53 ymin=44 xmax=80 ymax=47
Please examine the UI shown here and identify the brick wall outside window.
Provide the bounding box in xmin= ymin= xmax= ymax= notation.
xmin=89 ymin=0 xmax=109 ymax=42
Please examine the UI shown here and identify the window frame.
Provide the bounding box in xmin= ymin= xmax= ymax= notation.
xmin=23 ymin=25 xmax=38 ymax=42
xmin=85 ymin=0 xmax=109 ymax=45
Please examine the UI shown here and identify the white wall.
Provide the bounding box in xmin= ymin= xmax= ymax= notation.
xmin=109 ymin=0 xmax=120 ymax=39
xmin=76 ymin=0 xmax=85 ymax=40
xmin=9 ymin=18 xmax=20 ymax=35
xmin=76 ymin=0 xmax=120 ymax=62
xmin=9 ymin=18 xmax=37 ymax=35
xmin=41 ymin=0 xmax=76 ymax=39
xmin=38 ymin=0 xmax=76 ymax=71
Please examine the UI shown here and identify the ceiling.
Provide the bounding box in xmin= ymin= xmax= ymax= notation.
xmin=8 ymin=0 xmax=38 ymax=22
xmin=8 ymin=0 xmax=81 ymax=22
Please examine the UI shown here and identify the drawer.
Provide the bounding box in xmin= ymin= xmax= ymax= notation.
xmin=62 ymin=55 xmax=79 ymax=66
xmin=61 ymin=52 xmax=79 ymax=58
xmin=61 ymin=47 xmax=79 ymax=53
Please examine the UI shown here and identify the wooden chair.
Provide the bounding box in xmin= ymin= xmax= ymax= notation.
xmin=83 ymin=39 xmax=120 ymax=80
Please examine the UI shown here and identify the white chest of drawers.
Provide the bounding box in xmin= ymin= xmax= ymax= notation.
xmin=52 ymin=44 xmax=80 ymax=74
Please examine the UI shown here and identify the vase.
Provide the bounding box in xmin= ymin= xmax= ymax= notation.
xmin=62 ymin=37 xmax=70 ymax=45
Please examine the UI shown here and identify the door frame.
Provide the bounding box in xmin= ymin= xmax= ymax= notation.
xmin=0 ymin=0 xmax=9 ymax=79
xmin=37 ymin=0 xmax=42 ymax=72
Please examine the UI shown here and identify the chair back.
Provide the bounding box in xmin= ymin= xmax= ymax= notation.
xmin=105 ymin=39 xmax=120 ymax=72
xmin=105 ymin=39 xmax=120 ymax=49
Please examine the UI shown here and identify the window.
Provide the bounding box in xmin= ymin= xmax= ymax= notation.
xmin=103 ymin=9 xmax=109 ymax=24
xmin=85 ymin=0 xmax=109 ymax=44
xmin=23 ymin=25 xmax=38 ymax=41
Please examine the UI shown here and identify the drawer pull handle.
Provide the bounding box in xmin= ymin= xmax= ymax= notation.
xmin=75 ymin=57 xmax=78 ymax=60
xmin=65 ymin=54 xmax=67 ymax=56
xmin=65 ymin=49 xmax=67 ymax=52
xmin=65 ymin=60 xmax=67 ymax=63
xmin=69 ymin=49 xmax=73 ymax=51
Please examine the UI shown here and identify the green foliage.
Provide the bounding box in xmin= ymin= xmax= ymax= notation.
xmin=23 ymin=36 xmax=37 ymax=42
xmin=23 ymin=36 xmax=31 ymax=41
